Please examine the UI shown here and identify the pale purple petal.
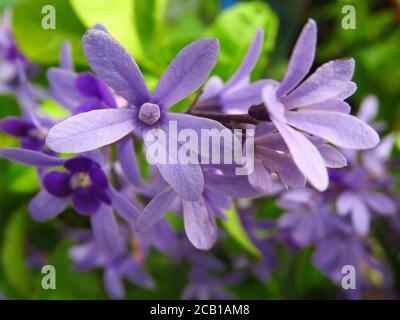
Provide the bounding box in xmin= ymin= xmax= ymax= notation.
xmin=283 ymin=59 xmax=356 ymax=108
xmin=116 ymin=137 xmax=142 ymax=187
xmin=47 ymin=67 xmax=81 ymax=110
xmin=152 ymin=38 xmax=219 ymax=109
xmin=272 ymin=120 xmax=328 ymax=191
xmin=0 ymin=147 xmax=65 ymax=167
xmin=317 ymin=144 xmax=347 ymax=168
xmin=204 ymin=174 xmax=261 ymax=198
xmin=144 ymin=127 xmax=204 ymax=201
xmin=277 ymin=19 xmax=317 ymax=98
xmin=109 ymin=187 xmax=141 ymax=224
xmin=29 ymin=190 xmax=68 ymax=222
xmin=46 ymin=109 xmax=137 ymax=153
xmin=336 ymin=191 xmax=356 ymax=215
xmin=286 ymin=110 xmax=380 ymax=149
xmin=224 ymin=28 xmax=264 ymax=91
xmin=183 ymin=197 xmax=217 ymax=250
xmin=90 ymin=204 xmax=123 ymax=255
xmin=60 ymin=41 xmax=73 ymax=70
xmin=82 ymin=29 xmax=150 ymax=106
xmin=248 ymin=160 xmax=272 ymax=193
xmin=135 ymin=188 xmax=176 ymax=231
xmin=357 ymin=95 xmax=378 ymax=123
xmin=351 ymin=198 xmax=370 ymax=235
xmin=363 ymin=192 xmax=396 ymax=216
xmin=199 ymin=76 xmax=224 ymax=102
xmin=104 ymin=268 xmax=125 ymax=299
xmin=299 ymin=98 xmax=351 ymax=113
xmin=221 ymin=80 xmax=271 ymax=113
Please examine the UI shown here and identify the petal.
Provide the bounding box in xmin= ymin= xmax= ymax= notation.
xmin=350 ymin=197 xmax=370 ymax=235
xmin=277 ymin=19 xmax=317 ymax=98
xmin=135 ymin=188 xmax=176 ymax=231
xmin=82 ymin=29 xmax=150 ymax=106
xmin=104 ymin=268 xmax=125 ymax=299
xmin=220 ymin=80 xmax=271 ymax=113
xmin=317 ymin=144 xmax=347 ymax=168
xmin=28 ymin=190 xmax=68 ymax=222
xmin=75 ymin=72 xmax=101 ymax=97
xmin=0 ymin=147 xmax=65 ymax=167
xmin=363 ymin=192 xmax=396 ymax=216
xmin=90 ymin=204 xmax=123 ymax=255
xmin=152 ymin=38 xmax=219 ymax=109
xmin=286 ymin=110 xmax=380 ymax=149
xmin=64 ymin=157 xmax=94 ymax=172
xmin=73 ymin=188 xmax=101 ymax=215
xmin=109 ymin=187 xmax=141 ymax=225
xmin=88 ymin=166 xmax=109 ymax=189
xmin=183 ymin=197 xmax=217 ymax=250
xmin=357 ymin=95 xmax=378 ymax=123
xmin=248 ymin=160 xmax=272 ymax=193
xmin=43 ymin=171 xmax=72 ymax=197
xmin=204 ymin=174 xmax=261 ymax=198
xmin=224 ymin=28 xmax=264 ymax=91
xmin=0 ymin=117 xmax=34 ymax=137
xmin=198 ymin=76 xmax=224 ymax=102
xmin=299 ymin=98 xmax=351 ymax=113
xmin=46 ymin=108 xmax=137 ymax=153
xmin=116 ymin=137 xmax=142 ymax=187
xmin=47 ymin=67 xmax=81 ymax=110
xmin=272 ymin=120 xmax=328 ymax=191
xmin=283 ymin=59 xmax=356 ymax=108
xmin=336 ymin=191 xmax=357 ymax=215
xmin=143 ymin=128 xmax=204 ymax=201
xmin=60 ymin=41 xmax=74 ymax=70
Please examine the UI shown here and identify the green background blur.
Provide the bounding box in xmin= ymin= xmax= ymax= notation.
xmin=0 ymin=0 xmax=399 ymax=299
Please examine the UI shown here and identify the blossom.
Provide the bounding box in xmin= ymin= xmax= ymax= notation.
xmin=196 ymin=28 xmax=269 ymax=114
xmin=260 ymin=19 xmax=379 ymax=191
xmin=45 ymin=27 xmax=230 ymax=202
xmin=0 ymin=147 xmax=140 ymax=254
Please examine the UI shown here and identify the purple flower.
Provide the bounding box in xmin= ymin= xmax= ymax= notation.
xmin=260 ymin=19 xmax=379 ymax=191
xmin=0 ymin=147 xmax=140 ymax=254
xmin=47 ymin=41 xmax=117 ymax=115
xmin=196 ymin=28 xmax=270 ymax=114
xmin=135 ymin=169 xmax=259 ymax=250
xmin=46 ymin=27 xmax=228 ymax=201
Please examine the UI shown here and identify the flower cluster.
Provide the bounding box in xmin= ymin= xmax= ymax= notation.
xmin=0 ymin=13 xmax=397 ymax=299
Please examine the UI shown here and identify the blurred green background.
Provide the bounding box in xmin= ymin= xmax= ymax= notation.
xmin=0 ymin=0 xmax=399 ymax=299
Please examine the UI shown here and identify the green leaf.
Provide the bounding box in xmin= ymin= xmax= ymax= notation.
xmin=70 ymin=0 xmax=145 ymax=64
xmin=1 ymin=208 xmax=34 ymax=297
xmin=221 ymin=206 xmax=261 ymax=258
xmin=12 ymin=0 xmax=86 ymax=65
xmin=205 ymin=1 xmax=278 ymax=80
xmin=40 ymin=99 xmax=70 ymax=120
xmin=6 ymin=163 xmax=39 ymax=194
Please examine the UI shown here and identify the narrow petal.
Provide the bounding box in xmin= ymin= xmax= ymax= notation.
xmin=0 ymin=147 xmax=65 ymax=167
xmin=248 ymin=161 xmax=272 ymax=193
xmin=46 ymin=109 xmax=137 ymax=153
xmin=109 ymin=187 xmax=141 ymax=225
xmin=0 ymin=117 xmax=34 ymax=137
xmin=82 ymin=29 xmax=150 ymax=106
xmin=299 ymin=98 xmax=351 ymax=113
xmin=135 ymin=188 xmax=176 ymax=231
xmin=204 ymin=174 xmax=261 ymax=198
xmin=144 ymin=127 xmax=204 ymax=201
xmin=47 ymin=67 xmax=81 ymax=110
xmin=357 ymin=95 xmax=378 ymax=123
xmin=286 ymin=110 xmax=380 ymax=149
xmin=317 ymin=145 xmax=347 ymax=168
xmin=104 ymin=268 xmax=125 ymax=299
xmin=277 ymin=19 xmax=317 ymax=97
xmin=90 ymin=204 xmax=123 ymax=255
xmin=224 ymin=28 xmax=264 ymax=91
xmin=29 ymin=190 xmax=68 ymax=222
xmin=221 ymin=80 xmax=271 ymax=113
xmin=336 ymin=191 xmax=356 ymax=215
xmin=272 ymin=120 xmax=328 ymax=191
xmin=363 ymin=192 xmax=396 ymax=216
xmin=283 ymin=59 xmax=356 ymax=108
xmin=198 ymin=76 xmax=224 ymax=102
xmin=350 ymin=197 xmax=370 ymax=235
xmin=60 ymin=41 xmax=74 ymax=71
xmin=116 ymin=137 xmax=142 ymax=187
xmin=152 ymin=38 xmax=219 ymax=109
xmin=183 ymin=197 xmax=217 ymax=250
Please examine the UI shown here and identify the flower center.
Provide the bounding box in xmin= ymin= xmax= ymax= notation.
xmin=70 ymin=172 xmax=92 ymax=189
xmin=138 ymin=103 xmax=161 ymax=125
